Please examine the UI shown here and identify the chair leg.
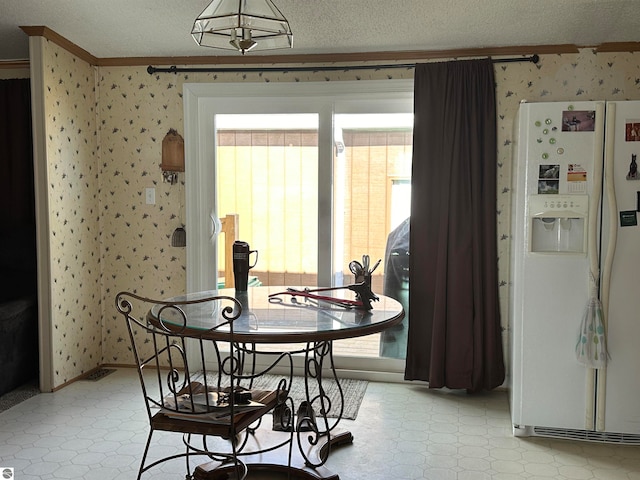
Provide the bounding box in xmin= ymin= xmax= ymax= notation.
xmin=232 ymin=435 xmax=249 ymax=480
xmin=137 ymin=430 xmax=154 ymax=480
xmin=185 ymin=433 xmax=193 ymax=480
xmin=230 ymin=456 xmax=248 ymax=480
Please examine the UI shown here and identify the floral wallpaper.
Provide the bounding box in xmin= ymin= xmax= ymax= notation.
xmin=98 ymin=66 xmax=188 ymax=365
xmin=41 ymin=40 xmax=101 ymax=385
xmin=34 ymin=35 xmax=640 ymax=385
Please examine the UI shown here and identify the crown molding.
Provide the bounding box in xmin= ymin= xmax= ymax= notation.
xmin=16 ymin=26 xmax=639 ymax=68
xmin=98 ymin=44 xmax=580 ymax=67
xmin=20 ymin=26 xmax=98 ymax=65
xmin=595 ymin=42 xmax=640 ymax=53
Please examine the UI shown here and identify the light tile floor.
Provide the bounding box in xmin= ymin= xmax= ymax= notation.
xmin=1 ymin=368 xmax=640 ymax=479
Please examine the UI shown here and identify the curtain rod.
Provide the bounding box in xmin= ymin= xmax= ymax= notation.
xmin=147 ymin=54 xmax=539 ymax=75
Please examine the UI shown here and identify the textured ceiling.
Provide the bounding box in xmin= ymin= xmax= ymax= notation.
xmin=1 ymin=0 xmax=638 ymax=61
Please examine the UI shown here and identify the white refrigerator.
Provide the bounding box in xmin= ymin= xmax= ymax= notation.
xmin=510 ymin=100 xmax=640 ymax=443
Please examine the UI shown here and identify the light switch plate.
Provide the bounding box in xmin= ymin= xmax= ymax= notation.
xmin=145 ymin=187 xmax=155 ymax=205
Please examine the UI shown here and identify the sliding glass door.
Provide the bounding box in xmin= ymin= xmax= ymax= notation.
xmin=215 ymin=114 xmax=319 ymax=287
xmin=332 ymin=113 xmax=412 ymax=362
xmin=184 ymin=80 xmax=413 ymax=376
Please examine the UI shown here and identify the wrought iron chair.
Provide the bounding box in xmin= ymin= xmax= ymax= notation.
xmin=115 ymin=291 xmax=294 ymax=480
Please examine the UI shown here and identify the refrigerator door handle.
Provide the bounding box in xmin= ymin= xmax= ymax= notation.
xmin=595 ymin=102 xmax=619 ymax=432
xmin=588 ymin=102 xmax=605 ymax=279
xmin=602 ymin=102 xmax=618 ymax=324
xmin=584 ymin=102 xmax=606 ymax=431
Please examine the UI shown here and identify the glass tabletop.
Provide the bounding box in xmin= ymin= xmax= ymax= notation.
xmin=149 ymin=286 xmax=404 ymax=343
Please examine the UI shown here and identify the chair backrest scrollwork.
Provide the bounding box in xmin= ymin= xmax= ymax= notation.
xmin=115 ymin=292 xmax=244 ymax=424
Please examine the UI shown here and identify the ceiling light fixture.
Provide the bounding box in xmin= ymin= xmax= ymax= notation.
xmin=191 ymin=0 xmax=293 ymax=55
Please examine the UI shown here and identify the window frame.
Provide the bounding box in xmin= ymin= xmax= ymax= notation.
xmin=184 ymin=80 xmax=413 ymax=292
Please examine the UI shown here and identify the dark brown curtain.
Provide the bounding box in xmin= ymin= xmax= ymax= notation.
xmin=404 ymin=59 xmax=505 ymax=392
xmin=0 ymin=78 xmax=34 ymax=227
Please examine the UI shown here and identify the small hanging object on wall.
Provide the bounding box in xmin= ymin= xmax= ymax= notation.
xmin=161 ymin=129 xmax=185 ymax=184
xmin=171 ymin=225 xmax=186 ymax=247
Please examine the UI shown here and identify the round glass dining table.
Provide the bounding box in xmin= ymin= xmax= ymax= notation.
xmin=149 ymin=285 xmax=405 ymax=344
xmin=147 ymin=285 xmax=405 ymax=480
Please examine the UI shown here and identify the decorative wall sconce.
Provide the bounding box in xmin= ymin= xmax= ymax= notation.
xmin=161 ymin=129 xmax=185 ymax=184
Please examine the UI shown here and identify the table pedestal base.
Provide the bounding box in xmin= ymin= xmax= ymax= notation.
xmin=193 ymin=429 xmax=354 ymax=480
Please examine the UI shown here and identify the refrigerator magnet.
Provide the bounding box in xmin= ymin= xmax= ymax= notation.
xmin=567 ymin=164 xmax=587 ymax=194
xmin=624 ymin=121 xmax=640 ymax=141
xmin=561 ymin=110 xmax=596 ymax=132
xmin=538 ymin=164 xmax=560 ymax=194
xmin=619 ymin=210 xmax=638 ymax=227
xmin=626 ymin=154 xmax=639 ymax=180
